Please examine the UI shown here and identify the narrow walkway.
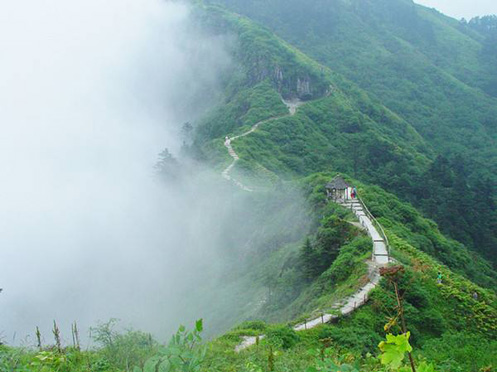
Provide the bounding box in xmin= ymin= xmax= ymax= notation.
xmin=221 ymin=99 xmax=302 ymax=191
xmin=222 ymin=99 xmax=391 ymax=352
xmin=235 ymin=200 xmax=389 ymax=352
xmin=341 ymin=199 xmax=389 ymax=265
xmin=236 ymin=262 xmax=383 ymax=351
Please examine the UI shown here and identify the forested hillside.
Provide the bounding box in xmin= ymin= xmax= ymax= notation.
xmin=199 ymin=0 xmax=497 ymax=264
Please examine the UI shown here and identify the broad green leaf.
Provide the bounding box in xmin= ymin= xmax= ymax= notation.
xmin=417 ymin=362 xmax=437 ymax=372
xmin=195 ymin=319 xmax=203 ymax=332
xmin=378 ymin=333 xmax=412 ymax=369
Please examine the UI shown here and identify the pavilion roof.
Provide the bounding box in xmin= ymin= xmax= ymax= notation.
xmin=326 ymin=176 xmax=350 ymax=190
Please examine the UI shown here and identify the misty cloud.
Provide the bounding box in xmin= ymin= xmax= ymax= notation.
xmin=0 ymin=0 xmax=238 ymax=344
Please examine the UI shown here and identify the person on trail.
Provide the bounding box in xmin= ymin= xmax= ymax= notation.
xmin=353 ymin=187 xmax=358 ymax=198
xmin=473 ymin=292 xmax=479 ymax=300
xmin=437 ymin=271 xmax=443 ymax=284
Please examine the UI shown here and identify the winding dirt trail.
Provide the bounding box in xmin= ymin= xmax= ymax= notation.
xmin=221 ymin=99 xmax=303 ymax=191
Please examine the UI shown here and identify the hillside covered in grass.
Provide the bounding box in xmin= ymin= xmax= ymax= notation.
xmin=196 ymin=0 xmax=497 ymax=265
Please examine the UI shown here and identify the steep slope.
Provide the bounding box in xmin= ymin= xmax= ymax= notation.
xmin=186 ymin=7 xmax=497 ymax=364
xmin=250 ymin=173 xmax=497 ymax=319
xmin=195 ymin=5 xmax=432 ymax=194
xmin=201 ymin=173 xmax=497 ymax=371
xmin=197 ymin=0 xmax=497 ymax=264
xmin=186 ymin=6 xmax=497 ymax=368
xmin=465 ymin=15 xmax=497 ymax=96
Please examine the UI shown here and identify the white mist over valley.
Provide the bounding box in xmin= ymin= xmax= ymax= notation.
xmin=0 ymin=0 xmax=238 ymax=344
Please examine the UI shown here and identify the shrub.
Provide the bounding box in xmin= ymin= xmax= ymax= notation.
xmin=235 ymin=320 xmax=268 ymax=332
xmin=421 ymin=332 xmax=497 ymax=372
xmin=266 ymin=325 xmax=300 ymax=349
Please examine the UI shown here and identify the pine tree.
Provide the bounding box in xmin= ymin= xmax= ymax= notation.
xmin=301 ymin=238 xmax=318 ymax=281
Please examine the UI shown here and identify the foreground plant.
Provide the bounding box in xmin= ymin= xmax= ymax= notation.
xmin=378 ymin=332 xmax=412 ymax=370
xmin=30 ymin=350 xmax=67 ymax=372
xmin=378 ymin=266 xmax=439 ymax=372
xmin=144 ymin=319 xmax=206 ymax=372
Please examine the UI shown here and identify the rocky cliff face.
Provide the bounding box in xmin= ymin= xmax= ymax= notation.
xmin=297 ymin=77 xmax=311 ymax=98
xmin=247 ymin=61 xmax=325 ymax=100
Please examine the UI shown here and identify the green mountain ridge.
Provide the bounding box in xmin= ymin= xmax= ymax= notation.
xmin=188 ymin=2 xmax=497 ymax=369
xmin=196 ymin=0 xmax=497 ymax=264
xmin=3 ymin=1 xmax=497 ymax=371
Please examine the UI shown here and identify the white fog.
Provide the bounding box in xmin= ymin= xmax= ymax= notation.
xmin=0 ymin=0 xmax=237 ymax=344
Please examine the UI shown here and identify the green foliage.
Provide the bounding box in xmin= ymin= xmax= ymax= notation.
xmin=198 ymin=0 xmax=497 ymax=269
xmin=144 ymin=320 xmax=206 ymax=372
xmin=301 ymin=238 xmax=319 ymax=280
xmin=317 ymin=325 xmax=383 ymax=355
xmin=0 ymin=321 xmax=207 ymax=372
xmin=195 ymin=80 xmax=288 ymax=143
xmin=300 ymin=216 xmax=359 ymax=281
xmin=266 ymin=325 xmax=300 ymax=349
xmin=234 ymin=321 xmax=268 ymax=333
xmin=0 ymin=345 xmax=121 ymax=372
xmin=29 ymin=351 xmax=67 ymax=372
xmin=10 ymin=2 xmax=497 ymax=365
xmin=91 ymin=319 xmax=157 ymax=371
xmin=397 ymin=362 xmax=437 ymax=372
xmin=421 ymin=332 xmax=497 ymax=372
xmin=378 ymin=332 xmax=413 ymax=370
xmin=323 ymin=237 xmax=371 ymax=283
xmin=405 ymin=155 xmax=497 ymax=262
xmin=359 ymin=183 xmax=497 ymax=288
xmin=386 ymin=233 xmax=497 ymax=337
xmin=416 ymin=363 xmax=437 ymax=372
xmin=307 ymin=359 xmax=359 ymax=372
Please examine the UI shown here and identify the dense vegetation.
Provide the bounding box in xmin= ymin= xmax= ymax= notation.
xmin=194 ymin=0 xmax=497 ymax=267
xmin=189 ymin=1 xmax=497 ymax=367
xmin=465 ymin=15 xmax=497 ymax=96
xmin=202 ymin=174 xmax=497 ymax=371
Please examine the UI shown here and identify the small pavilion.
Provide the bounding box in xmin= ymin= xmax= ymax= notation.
xmin=326 ymin=175 xmax=353 ymax=202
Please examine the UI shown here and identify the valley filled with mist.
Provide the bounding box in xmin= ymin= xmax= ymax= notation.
xmin=0 ymin=0 xmax=278 ymax=343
